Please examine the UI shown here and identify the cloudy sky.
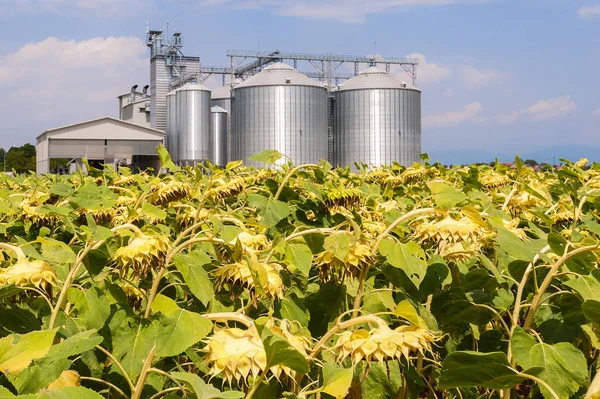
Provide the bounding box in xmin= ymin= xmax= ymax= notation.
xmin=0 ymin=0 xmax=598 ymax=163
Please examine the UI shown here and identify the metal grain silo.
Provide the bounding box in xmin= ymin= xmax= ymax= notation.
xmin=210 ymin=106 xmax=228 ymax=168
xmin=231 ymin=62 xmax=328 ymax=167
xmin=166 ymin=88 xmax=179 ymax=162
xmin=211 ymin=79 xmax=241 ymax=162
xmin=332 ymin=67 xmax=421 ymax=169
xmin=176 ymin=83 xmax=211 ymax=165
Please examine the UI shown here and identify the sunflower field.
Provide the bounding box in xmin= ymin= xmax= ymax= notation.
xmin=1 ymin=148 xmax=600 ymax=399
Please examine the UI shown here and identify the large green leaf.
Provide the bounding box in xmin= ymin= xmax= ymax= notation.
xmin=527 ymin=342 xmax=588 ymax=399
xmin=151 ymin=295 xmax=213 ymax=358
xmin=256 ymin=325 xmax=309 ymax=374
xmin=171 ymin=372 xmax=244 ymax=398
xmin=173 ymin=251 xmax=214 ymax=306
xmin=320 ymin=363 xmax=353 ymax=399
xmin=157 ymin=145 xmax=180 ymax=172
xmin=379 ymin=239 xmax=427 ymax=285
xmin=247 ymin=194 xmax=291 ymax=226
xmin=427 ymin=181 xmax=467 ymax=209
xmin=323 ymin=234 xmax=350 ymax=262
xmin=564 ymin=273 xmax=600 ymax=301
xmin=0 ymin=330 xmax=56 ymax=375
xmin=548 ymin=233 xmax=596 ymax=274
xmin=6 ymin=386 xmax=105 ymax=398
xmin=66 ymin=287 xmax=110 ymax=330
xmin=248 ymin=150 xmax=284 ymax=164
xmin=438 ymin=351 xmax=529 ymax=390
xmin=582 ymin=300 xmax=600 ymax=324
xmin=496 ymin=229 xmax=544 ymax=261
xmin=510 ymin=327 xmax=536 ymax=370
xmin=284 ymin=243 xmax=312 ymax=276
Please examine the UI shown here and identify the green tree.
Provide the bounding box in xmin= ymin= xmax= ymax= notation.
xmin=5 ymin=144 xmax=36 ymax=174
xmin=524 ymin=159 xmax=539 ymax=167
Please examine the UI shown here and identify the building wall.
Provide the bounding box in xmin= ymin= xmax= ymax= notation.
xmin=122 ymin=101 xmax=151 ymax=128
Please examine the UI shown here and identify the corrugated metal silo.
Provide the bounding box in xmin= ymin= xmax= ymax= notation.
xmin=231 ymin=62 xmax=328 ymax=167
xmin=210 ymin=106 xmax=228 ymax=168
xmin=332 ymin=67 xmax=421 ymax=169
xmin=166 ymin=89 xmax=179 ymax=162
xmin=211 ymin=79 xmax=241 ymax=162
xmin=176 ymin=83 xmax=211 ymax=165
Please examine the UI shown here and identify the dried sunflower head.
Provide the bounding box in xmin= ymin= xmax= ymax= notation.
xmin=334 ymin=324 xmax=436 ymax=365
xmin=20 ymin=196 xmax=59 ymax=225
xmin=398 ymin=163 xmax=429 ymax=184
xmin=213 ymin=260 xmax=284 ymax=300
xmin=77 ymin=207 xmax=116 ymax=224
xmin=112 ymin=175 xmax=137 ymax=186
xmin=230 ymin=231 xmax=270 ymax=252
xmin=206 ymin=177 xmax=246 ymax=200
xmin=0 ymin=259 xmax=56 ymax=292
xmin=479 ymin=171 xmax=511 ymax=189
xmin=204 ymin=326 xmax=267 ymax=385
xmin=438 ymin=241 xmax=480 ymax=263
xmin=149 ymin=180 xmax=191 ymax=206
xmin=315 ymin=236 xmax=372 ymax=281
xmin=114 ymin=232 xmax=169 ymax=278
xmin=324 ymin=187 xmax=363 ymax=213
xmin=415 ymin=215 xmax=486 ymax=244
xmin=176 ymin=206 xmax=211 ymax=227
xmin=575 ymin=158 xmax=589 ymax=169
xmin=549 ymin=196 xmax=578 ymax=224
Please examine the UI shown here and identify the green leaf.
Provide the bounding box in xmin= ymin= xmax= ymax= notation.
xmin=284 ymin=243 xmax=312 ymax=276
xmin=43 ymin=330 xmax=103 ymax=364
xmin=323 ymin=234 xmax=350 ymax=262
xmin=379 ymin=239 xmax=427 ymax=285
xmin=171 ymin=372 xmax=244 ymax=398
xmin=582 ymin=300 xmax=600 ymax=324
xmin=321 ymin=363 xmax=353 ymax=399
xmin=157 ymin=145 xmax=180 ymax=171
xmin=279 ymin=296 xmax=310 ymax=327
xmin=173 ymin=251 xmax=214 ymax=306
xmin=151 ymin=295 xmax=213 ymax=358
xmin=394 ymin=300 xmax=426 ymax=328
xmin=527 ymin=342 xmax=587 ymax=399
xmin=0 ymin=330 xmax=56 ymax=375
xmin=66 ymin=287 xmax=111 ymax=330
xmin=248 ymin=150 xmax=284 ymax=164
xmin=257 ymin=325 xmax=309 ymax=374
xmin=8 ymin=386 xmax=105 ymax=398
xmin=564 ymin=273 xmax=600 ymax=301
xmin=511 ymin=327 xmax=537 ymax=369
xmin=439 ymin=351 xmax=528 ymax=390
xmin=141 ymin=202 xmax=167 ymax=220
xmin=496 ymin=229 xmax=544 ymax=261
xmin=427 ymin=181 xmax=467 ymax=209
xmin=548 ymin=233 xmax=596 ymax=274
xmin=247 ymin=194 xmax=291 ymax=226
xmin=37 ymin=238 xmax=76 ymax=266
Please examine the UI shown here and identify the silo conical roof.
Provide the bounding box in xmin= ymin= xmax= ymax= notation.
xmin=211 ymin=78 xmax=242 ymax=100
xmin=338 ymin=66 xmax=420 ymax=91
xmin=236 ymin=62 xmax=324 ymax=88
xmin=211 ymin=105 xmax=228 ymax=113
xmin=178 ymin=82 xmax=211 ymax=92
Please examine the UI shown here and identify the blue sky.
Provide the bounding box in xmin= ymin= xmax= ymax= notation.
xmin=0 ymin=0 xmax=598 ymax=163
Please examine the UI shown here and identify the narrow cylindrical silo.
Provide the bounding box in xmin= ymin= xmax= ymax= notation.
xmin=165 ymin=89 xmax=179 ymax=162
xmin=231 ymin=62 xmax=328 ymax=167
xmin=176 ymin=83 xmax=211 ymax=165
xmin=210 ymin=105 xmax=228 ymax=168
xmin=211 ymin=79 xmax=240 ymax=162
xmin=332 ymin=67 xmax=422 ymax=170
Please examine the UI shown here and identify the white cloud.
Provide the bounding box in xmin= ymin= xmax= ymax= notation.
xmin=578 ymin=5 xmax=600 ymax=19
xmin=497 ymin=96 xmax=576 ymax=124
xmin=197 ymin=0 xmax=491 ymax=22
xmin=0 ymin=0 xmax=150 ymax=18
xmin=0 ymin=36 xmax=148 ymax=142
xmin=423 ymin=103 xmax=483 ymax=128
xmin=460 ymin=65 xmax=506 ymax=88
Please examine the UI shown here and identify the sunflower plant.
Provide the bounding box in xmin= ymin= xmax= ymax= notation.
xmin=2 ymin=148 xmax=600 ymax=399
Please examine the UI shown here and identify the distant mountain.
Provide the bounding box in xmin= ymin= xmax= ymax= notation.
xmin=426 ymin=145 xmax=600 ymax=166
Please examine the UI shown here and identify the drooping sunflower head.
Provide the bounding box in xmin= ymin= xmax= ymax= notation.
xmin=149 ymin=179 xmax=192 ymax=206
xmin=315 ymin=236 xmax=373 ymax=282
xmin=324 ymin=186 xmax=363 ymax=214
xmin=112 ymin=174 xmax=137 ymax=187
xmin=549 ymin=196 xmax=577 ymax=224
xmin=414 ymin=215 xmax=486 ymax=244
xmin=575 ymin=158 xmax=589 ymax=169
xmin=230 ymin=231 xmax=270 ymax=252
xmin=203 ymin=326 xmax=267 ymax=386
xmin=77 ymin=207 xmax=116 ymax=224
xmin=20 ymin=196 xmax=59 ymax=226
xmin=206 ymin=177 xmax=247 ymax=200
xmin=438 ymin=240 xmax=480 ymax=263
xmin=213 ymin=260 xmax=284 ymax=300
xmin=334 ymin=324 xmax=437 ymax=365
xmin=114 ymin=232 xmax=170 ymax=278
xmin=479 ymin=171 xmax=511 ymax=189
xmin=0 ymin=258 xmax=56 ymax=292
xmin=398 ymin=163 xmax=429 ymax=185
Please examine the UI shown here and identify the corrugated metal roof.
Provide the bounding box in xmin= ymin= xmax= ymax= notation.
xmin=211 ymin=105 xmax=228 ymax=113
xmin=337 ymin=66 xmax=420 ymax=92
xmin=178 ymin=82 xmax=211 ymax=92
xmin=235 ymin=62 xmax=325 ymax=89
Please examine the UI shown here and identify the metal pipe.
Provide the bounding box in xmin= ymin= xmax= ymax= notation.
xmin=130 ymin=85 xmax=138 ymax=103
xmin=143 ymin=85 xmax=149 ymax=99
